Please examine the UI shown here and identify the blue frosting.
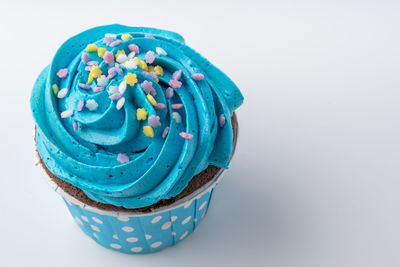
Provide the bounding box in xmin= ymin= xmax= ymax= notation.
xmin=31 ymin=24 xmax=243 ymax=208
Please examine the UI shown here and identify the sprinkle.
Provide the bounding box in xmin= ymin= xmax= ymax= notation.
xmin=155 ymin=103 xmax=165 ymax=110
xmin=154 ymin=65 xmax=164 ymax=76
xmin=146 ymin=94 xmax=157 ymax=106
xmin=162 ymin=126 xmax=169 ymax=138
xmin=117 ymin=153 xmax=129 ymax=164
xmin=57 ymin=68 xmax=68 ymax=78
xmin=84 ymin=66 xmax=92 ymax=71
xmin=92 ymin=87 xmax=104 ymax=93
xmin=171 ymin=103 xmax=183 ymax=109
xmin=103 ymin=51 xmax=114 ymax=65
xmin=116 ymin=97 xmax=125 ymax=110
xmin=121 ymin=33 xmax=133 ymax=41
xmin=118 ymin=81 xmax=127 ymax=94
xmin=128 ymin=44 xmax=139 ymax=54
xmin=77 ymin=100 xmax=84 ymax=111
xmin=145 ymin=51 xmax=155 ymax=64
xmin=143 ymin=126 xmax=154 ymax=138
xmin=141 ymin=80 xmax=156 ymax=96
xmin=87 ymin=61 xmax=99 ymax=66
xmin=192 ymin=73 xmax=204 ymax=81
xmin=105 ymin=33 xmax=117 ymax=39
xmin=109 ymin=93 xmax=122 ymax=100
xmin=219 ymin=114 xmax=226 ymax=127
xmin=78 ymin=83 xmax=91 ymax=90
xmin=108 ymin=85 xmax=118 ymax=94
xmin=136 ymin=108 xmax=148 ymax=120
xmin=134 ymin=58 xmax=148 ymax=71
xmin=172 ymin=112 xmax=182 ymax=123
xmin=124 ymin=59 xmax=138 ymax=69
xmin=52 ymin=84 xmax=59 ymax=95
xmin=179 ymin=132 xmax=193 ymax=139
xmin=124 ymin=73 xmax=138 ymax=86
xmin=155 ymin=47 xmax=167 ymax=56
xmin=73 ymin=120 xmax=78 ymax=131
xmin=148 ymin=115 xmax=161 ymax=127
xmin=97 ymin=47 xmax=107 ymax=58
xmin=169 ymin=79 xmax=182 ymax=89
xmin=81 ymin=52 xmax=89 ymax=64
xmin=127 ymin=51 xmax=136 ymax=59
xmin=142 ymin=71 xmax=158 ymax=81
xmin=145 ymin=33 xmax=155 ymax=39
xmin=165 ymin=87 xmax=174 ymax=98
xmin=97 ymin=75 xmax=109 ymax=87
xmin=116 ymin=54 xmax=128 ymax=64
xmin=61 ymin=110 xmax=73 ymax=118
xmin=57 ymin=88 xmax=68 ymax=98
xmin=85 ymin=44 xmax=98 ymax=52
xmin=115 ymin=50 xmax=126 ymax=59
xmin=172 ymin=70 xmax=182 ymax=81
xmin=109 ymin=40 xmax=122 ymax=47
xmin=85 ymin=99 xmax=98 ymax=111
xmin=107 ymin=72 xmax=116 ymax=80
xmin=114 ymin=63 xmax=123 ymax=75
xmin=89 ymin=66 xmax=102 ymax=78
xmin=103 ymin=37 xmax=113 ymax=46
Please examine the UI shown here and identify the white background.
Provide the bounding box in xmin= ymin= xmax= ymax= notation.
xmin=0 ymin=0 xmax=399 ymax=266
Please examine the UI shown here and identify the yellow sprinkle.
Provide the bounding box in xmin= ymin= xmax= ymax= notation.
xmin=115 ymin=50 xmax=126 ymax=59
xmin=97 ymin=47 xmax=106 ymax=58
xmin=147 ymin=66 xmax=154 ymax=72
xmin=136 ymin=108 xmax=148 ymax=120
xmin=121 ymin=33 xmax=133 ymax=41
xmin=143 ymin=126 xmax=154 ymax=138
xmin=88 ymin=73 xmax=94 ymax=84
xmin=133 ymin=57 xmax=148 ymax=71
xmin=90 ymin=66 xmax=102 ymax=78
xmin=86 ymin=44 xmax=98 ymax=52
xmin=124 ymin=73 xmax=138 ymax=86
xmin=52 ymin=84 xmax=59 ymax=95
xmin=154 ymin=65 xmax=164 ymax=76
xmin=146 ymin=94 xmax=157 ymax=106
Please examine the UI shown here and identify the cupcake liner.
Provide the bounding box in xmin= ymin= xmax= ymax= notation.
xmin=33 ymin=114 xmax=238 ymax=254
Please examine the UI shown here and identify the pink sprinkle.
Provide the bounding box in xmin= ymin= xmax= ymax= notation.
xmin=171 ymin=104 xmax=183 ymax=109
xmin=179 ymin=132 xmax=193 ymax=139
xmin=165 ymin=87 xmax=174 ymax=98
xmin=192 ymin=73 xmax=204 ymax=81
xmin=78 ymin=83 xmax=91 ymax=90
xmin=107 ymin=73 xmax=116 ymax=79
xmin=155 ymin=103 xmax=165 ymax=110
xmin=128 ymin=44 xmax=139 ymax=54
xmin=77 ymin=100 xmax=84 ymax=111
xmin=81 ymin=52 xmax=89 ymax=64
xmin=84 ymin=66 xmax=92 ymax=71
xmin=109 ymin=40 xmax=122 ymax=47
xmin=145 ymin=51 xmax=155 ymax=64
xmin=115 ymin=63 xmax=123 ymax=75
xmin=93 ymin=87 xmax=104 ymax=93
xmin=172 ymin=70 xmax=182 ymax=81
xmin=87 ymin=61 xmax=99 ymax=66
xmin=109 ymin=93 xmax=122 ymax=100
xmin=103 ymin=51 xmax=114 ymax=65
xmin=169 ymin=79 xmax=182 ymax=89
xmin=142 ymin=71 xmax=158 ymax=80
xmin=57 ymin=68 xmax=68 ymax=78
xmin=141 ymin=80 xmax=156 ymax=96
xmin=145 ymin=33 xmax=155 ymax=39
xmin=103 ymin=37 xmax=113 ymax=45
xmin=162 ymin=126 xmax=169 ymax=139
xmin=73 ymin=121 xmax=78 ymax=131
xmin=148 ymin=115 xmax=161 ymax=128
xmin=117 ymin=153 xmax=129 ymax=164
xmin=219 ymin=114 xmax=226 ymax=127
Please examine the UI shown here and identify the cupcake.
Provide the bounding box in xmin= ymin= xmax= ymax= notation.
xmin=31 ymin=24 xmax=243 ymax=253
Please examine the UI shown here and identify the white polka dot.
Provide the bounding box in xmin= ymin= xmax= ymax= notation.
xmin=182 ymin=216 xmax=192 ymax=225
xmin=81 ymin=216 xmax=89 ymax=222
xmin=131 ymin=247 xmax=143 ymax=252
xmin=184 ymin=201 xmax=192 ymax=208
xmin=171 ymin=216 xmax=178 ymax=222
xmin=179 ymin=231 xmax=188 ymax=240
xmin=92 ymin=217 xmax=103 ymax=224
xmin=145 ymin=234 xmax=152 ymax=240
xmin=199 ymin=201 xmax=207 ymax=211
xmin=172 ymin=232 xmax=176 ymax=236
xmin=126 ymin=237 xmax=139 ymax=243
xmin=110 ymin=243 xmax=122 ymax=249
xmin=151 ymin=216 xmax=162 ymax=223
xmin=122 ymin=226 xmax=134 ymax=232
xmin=75 ymin=217 xmax=83 ymax=225
xmin=162 ymin=221 xmax=172 ymax=230
xmin=151 ymin=241 xmax=162 ymax=248
xmin=91 ymin=225 xmax=100 ymax=232
xmin=113 ymin=234 xmax=118 ymax=240
xmin=117 ymin=216 xmax=130 ymax=222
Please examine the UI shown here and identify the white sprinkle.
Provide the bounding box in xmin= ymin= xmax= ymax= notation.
xmin=116 ymin=54 xmax=127 ymax=64
xmin=97 ymin=75 xmax=109 ymax=87
xmin=124 ymin=59 xmax=138 ymax=70
xmin=85 ymin=99 xmax=98 ymax=111
xmin=61 ymin=110 xmax=73 ymax=118
xmin=172 ymin=112 xmax=182 ymax=123
xmin=109 ymin=85 xmax=118 ymax=94
xmin=127 ymin=51 xmax=136 ymax=59
xmin=57 ymin=88 xmax=68 ymax=98
xmin=118 ymin=81 xmax=127 ymax=94
xmin=116 ymin=97 xmax=125 ymax=110
xmin=105 ymin=33 xmax=117 ymax=38
xmin=156 ymin=47 xmax=167 ymax=56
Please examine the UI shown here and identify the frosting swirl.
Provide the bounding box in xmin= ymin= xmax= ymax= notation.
xmin=31 ymin=24 xmax=243 ymax=208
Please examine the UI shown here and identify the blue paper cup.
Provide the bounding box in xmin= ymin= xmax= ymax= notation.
xmin=34 ymin=114 xmax=238 ymax=254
